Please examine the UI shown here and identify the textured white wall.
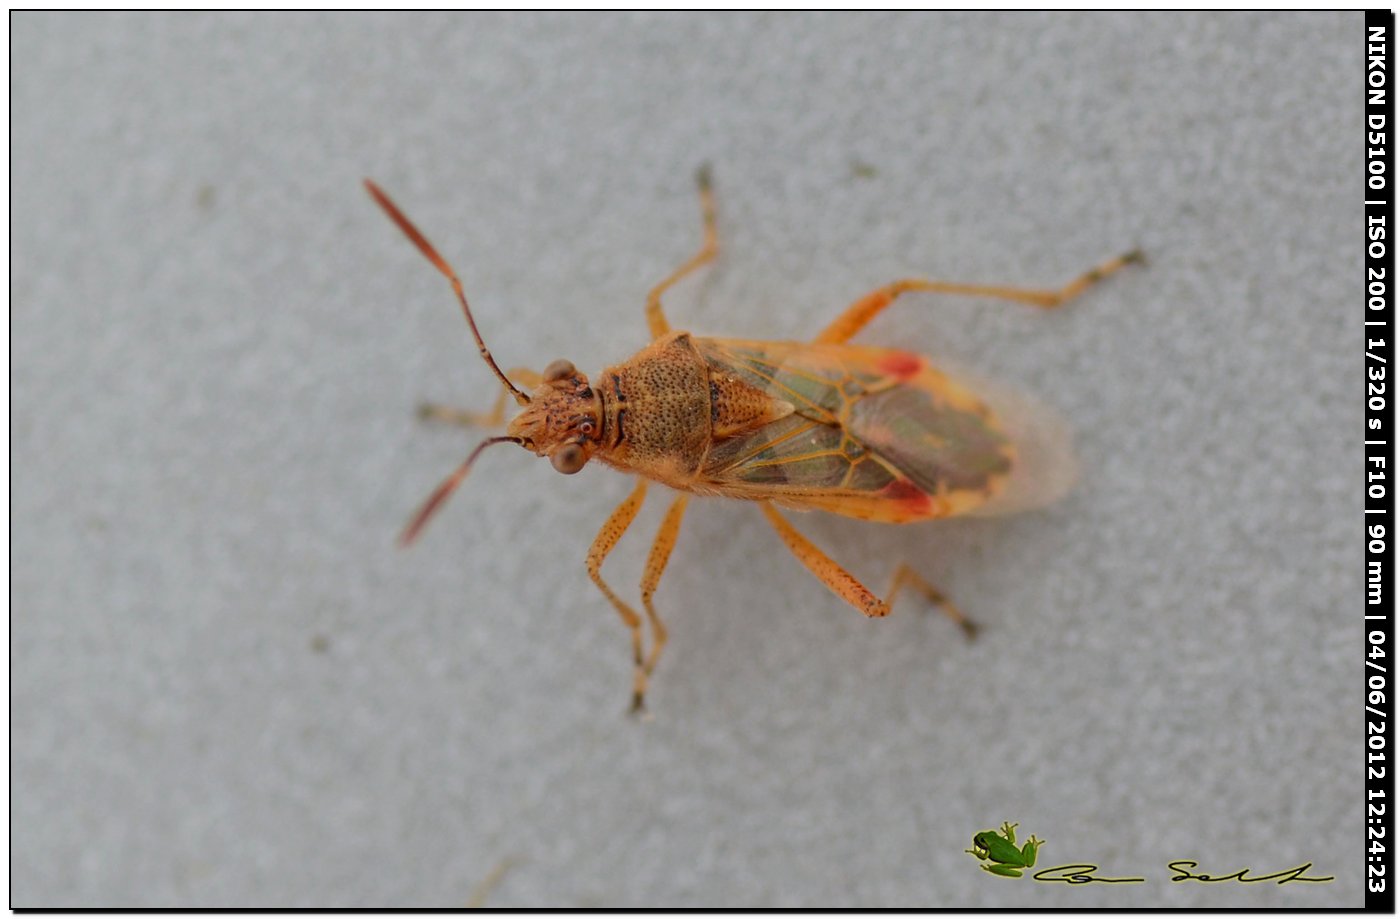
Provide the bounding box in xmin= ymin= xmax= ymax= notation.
xmin=12 ymin=11 xmax=1358 ymax=907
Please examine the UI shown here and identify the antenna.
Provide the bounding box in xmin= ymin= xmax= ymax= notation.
xmin=365 ymin=179 xmax=530 ymax=407
xmin=398 ymin=436 xmax=525 ymax=546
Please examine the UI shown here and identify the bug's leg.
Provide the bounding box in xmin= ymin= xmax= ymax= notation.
xmin=587 ymin=478 xmax=651 ymax=714
xmin=887 ymin=562 xmax=978 ymax=639
xmin=418 ymin=367 xmax=543 ymax=428
xmin=761 ymin=505 xmax=984 ymax=632
xmin=645 ymin=164 xmax=719 ymax=340
xmin=639 ymin=494 xmax=689 ymax=686
xmin=418 ymin=391 xmax=510 ymax=428
xmin=465 ymin=856 xmax=518 ymax=909
xmin=813 ymin=250 xmax=1144 ymax=344
xmin=759 ymin=503 xmax=891 ymax=617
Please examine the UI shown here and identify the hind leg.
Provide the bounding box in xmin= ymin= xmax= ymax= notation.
xmin=887 ymin=562 xmax=977 ymax=639
xmin=759 ymin=505 xmax=974 ymax=641
xmin=814 ymin=250 xmax=1143 ymax=344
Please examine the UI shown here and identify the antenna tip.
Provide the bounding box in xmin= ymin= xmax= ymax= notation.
xmin=364 ymin=178 xmax=389 ymax=204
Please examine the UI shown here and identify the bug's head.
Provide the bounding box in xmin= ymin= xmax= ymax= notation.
xmin=507 ymin=359 xmax=604 ymax=475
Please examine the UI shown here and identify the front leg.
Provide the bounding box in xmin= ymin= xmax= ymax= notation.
xmin=418 ymin=367 xmax=544 ymax=428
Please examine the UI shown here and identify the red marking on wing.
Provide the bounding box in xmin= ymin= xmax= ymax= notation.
xmin=881 ymin=478 xmax=933 ymax=516
xmin=877 ymin=351 xmax=923 ymax=381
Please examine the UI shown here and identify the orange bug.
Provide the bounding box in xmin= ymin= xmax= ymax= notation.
xmin=367 ymin=169 xmax=1140 ymax=713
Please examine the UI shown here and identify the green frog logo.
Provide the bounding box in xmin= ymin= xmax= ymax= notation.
xmin=965 ymin=822 xmax=1043 ymax=878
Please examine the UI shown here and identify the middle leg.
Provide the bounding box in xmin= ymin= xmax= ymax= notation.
xmin=638 ymin=494 xmax=690 ymax=689
xmin=586 ymin=478 xmax=649 ymax=713
xmin=645 ymin=164 xmax=719 ymax=340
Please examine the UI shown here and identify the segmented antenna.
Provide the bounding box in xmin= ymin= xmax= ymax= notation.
xmin=398 ymin=436 xmax=525 ymax=546
xmin=365 ymin=179 xmax=530 ymax=406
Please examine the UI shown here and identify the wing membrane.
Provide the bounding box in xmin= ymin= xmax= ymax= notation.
xmin=694 ymin=338 xmax=1020 ymax=522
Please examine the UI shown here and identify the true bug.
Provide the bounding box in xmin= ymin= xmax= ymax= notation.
xmin=367 ymin=170 xmax=1139 ymax=713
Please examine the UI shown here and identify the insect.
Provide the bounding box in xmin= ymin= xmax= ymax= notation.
xmin=366 ymin=169 xmax=1140 ymax=714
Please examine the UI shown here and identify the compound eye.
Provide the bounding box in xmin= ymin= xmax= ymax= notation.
xmin=543 ymin=359 xmax=576 ymax=384
xmin=551 ymin=443 xmax=586 ymax=474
